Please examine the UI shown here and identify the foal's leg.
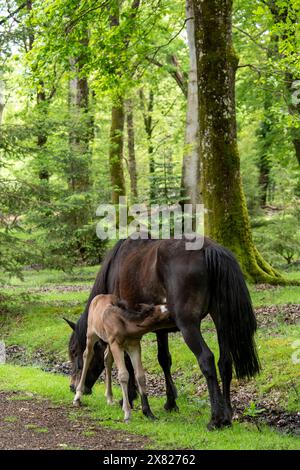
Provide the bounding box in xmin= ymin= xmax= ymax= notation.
xmin=127 ymin=342 xmax=157 ymax=420
xmin=156 ymin=330 xmax=178 ymax=412
xmin=74 ymin=335 xmax=97 ymax=406
xmin=110 ymin=343 xmax=131 ymax=422
xmin=104 ymin=346 xmax=114 ymax=405
xmin=177 ymin=319 xmax=227 ymax=429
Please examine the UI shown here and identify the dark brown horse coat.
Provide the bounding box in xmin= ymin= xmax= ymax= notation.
xmin=66 ymin=237 xmax=260 ymax=429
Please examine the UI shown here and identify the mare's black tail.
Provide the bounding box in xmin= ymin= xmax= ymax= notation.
xmin=205 ymin=243 xmax=260 ymax=379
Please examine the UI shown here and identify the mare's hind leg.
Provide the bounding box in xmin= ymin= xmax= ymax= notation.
xmin=104 ymin=346 xmax=114 ymax=405
xmin=210 ymin=313 xmax=233 ymax=423
xmin=177 ymin=319 xmax=229 ymax=429
xmin=74 ymin=335 xmax=97 ymax=406
xmin=156 ymin=331 xmax=178 ymax=412
xmin=127 ymin=342 xmax=157 ymax=421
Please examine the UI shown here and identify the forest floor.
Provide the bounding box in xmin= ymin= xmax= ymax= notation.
xmin=0 ymin=391 xmax=148 ymax=450
xmin=0 ymin=266 xmax=300 ymax=450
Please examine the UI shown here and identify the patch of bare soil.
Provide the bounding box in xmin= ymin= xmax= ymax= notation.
xmin=230 ymin=385 xmax=300 ymax=435
xmin=0 ymin=391 xmax=149 ymax=450
xmin=28 ymin=285 xmax=90 ymax=293
xmin=255 ymin=304 xmax=300 ymax=327
xmin=2 ymin=284 xmax=90 ymax=294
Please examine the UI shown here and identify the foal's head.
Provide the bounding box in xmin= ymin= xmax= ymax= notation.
xmin=65 ymin=318 xmax=106 ymax=394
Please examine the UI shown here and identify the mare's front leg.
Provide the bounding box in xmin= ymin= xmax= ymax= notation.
xmin=156 ymin=330 xmax=178 ymax=412
xmin=104 ymin=346 xmax=114 ymax=405
xmin=127 ymin=342 xmax=157 ymax=420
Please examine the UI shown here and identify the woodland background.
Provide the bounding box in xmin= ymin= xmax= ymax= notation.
xmin=0 ymin=1 xmax=300 ymax=450
xmin=0 ymin=0 xmax=300 ymax=281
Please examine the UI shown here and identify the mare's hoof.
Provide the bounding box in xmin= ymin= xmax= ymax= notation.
xmin=164 ymin=402 xmax=179 ymax=413
xmin=207 ymin=419 xmax=232 ymax=431
xmin=144 ymin=412 xmax=158 ymax=421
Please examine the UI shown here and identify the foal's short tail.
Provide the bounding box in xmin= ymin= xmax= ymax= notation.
xmin=205 ymin=243 xmax=260 ymax=379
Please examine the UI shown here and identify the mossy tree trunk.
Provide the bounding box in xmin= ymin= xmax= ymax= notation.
xmin=257 ymin=29 xmax=281 ymax=208
xmin=27 ymin=0 xmax=50 ymax=197
xmin=36 ymin=87 xmax=51 ymax=202
xmin=193 ymin=0 xmax=283 ymax=283
xmin=139 ymin=89 xmax=155 ymax=201
xmin=109 ymin=101 xmax=126 ymax=204
xmin=125 ymin=98 xmax=138 ymax=200
xmin=68 ymin=47 xmax=91 ymax=193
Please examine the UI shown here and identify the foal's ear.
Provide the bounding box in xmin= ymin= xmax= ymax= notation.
xmin=115 ymin=299 xmax=129 ymax=310
xmin=136 ymin=303 xmax=155 ymax=315
xmin=63 ymin=317 xmax=76 ymax=331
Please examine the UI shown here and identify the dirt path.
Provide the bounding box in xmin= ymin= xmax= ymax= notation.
xmin=0 ymin=391 xmax=149 ymax=450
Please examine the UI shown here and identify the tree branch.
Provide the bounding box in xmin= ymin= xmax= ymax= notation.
xmin=233 ymin=25 xmax=269 ymax=51
xmin=0 ymin=2 xmax=27 ymax=26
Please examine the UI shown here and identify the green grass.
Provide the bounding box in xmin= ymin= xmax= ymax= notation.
xmin=6 ymin=266 xmax=98 ymax=288
xmin=1 ymin=266 xmax=300 ymax=449
xmin=3 ymin=305 xmax=81 ymax=360
xmin=249 ymin=285 xmax=300 ymax=307
xmin=0 ymin=364 xmax=299 ymax=450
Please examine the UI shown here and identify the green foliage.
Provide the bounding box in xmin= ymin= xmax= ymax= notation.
xmin=253 ymin=208 xmax=300 ymax=267
xmin=0 ymin=0 xmax=299 ymax=278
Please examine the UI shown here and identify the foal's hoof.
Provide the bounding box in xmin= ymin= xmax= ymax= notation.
xmin=164 ymin=402 xmax=179 ymax=413
xmin=73 ymin=399 xmax=81 ymax=407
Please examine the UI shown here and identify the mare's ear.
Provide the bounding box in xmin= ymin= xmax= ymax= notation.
xmin=63 ymin=317 xmax=76 ymax=330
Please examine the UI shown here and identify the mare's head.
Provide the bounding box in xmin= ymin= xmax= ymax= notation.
xmin=64 ymin=318 xmax=106 ymax=394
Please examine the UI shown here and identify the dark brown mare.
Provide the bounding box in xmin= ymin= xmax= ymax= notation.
xmin=65 ymin=237 xmax=260 ymax=429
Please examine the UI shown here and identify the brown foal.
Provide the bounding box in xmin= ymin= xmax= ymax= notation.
xmin=73 ymin=294 xmax=174 ymax=421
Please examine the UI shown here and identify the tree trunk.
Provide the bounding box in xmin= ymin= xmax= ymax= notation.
xmin=139 ymin=89 xmax=155 ymax=201
xmin=125 ymin=98 xmax=138 ymax=199
xmin=286 ymin=72 xmax=300 ymax=168
xmin=26 ymin=0 xmax=50 ymax=189
xmin=193 ymin=0 xmax=283 ymax=283
xmin=257 ymin=29 xmax=281 ymax=208
xmin=266 ymin=2 xmax=300 ymax=168
xmin=0 ymin=79 xmax=4 ymax=125
xmin=109 ymin=101 xmax=126 ymax=204
xmin=37 ymin=87 xmax=50 ymax=184
xmin=68 ymin=51 xmax=91 ymax=193
xmin=181 ymin=0 xmax=200 ymax=206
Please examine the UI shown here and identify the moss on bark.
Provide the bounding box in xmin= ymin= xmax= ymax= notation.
xmin=109 ymin=101 xmax=126 ymax=204
xmin=193 ymin=0 xmax=286 ymax=284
